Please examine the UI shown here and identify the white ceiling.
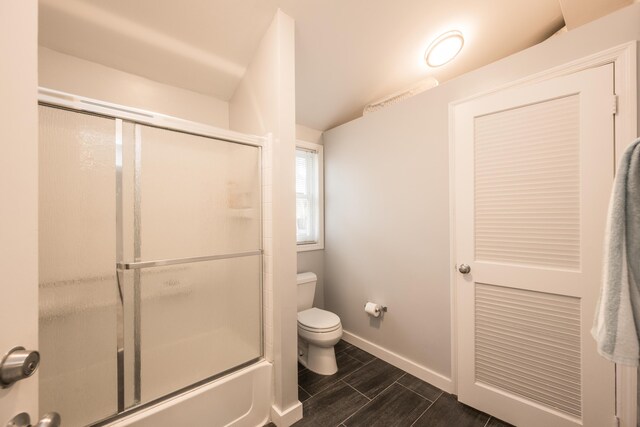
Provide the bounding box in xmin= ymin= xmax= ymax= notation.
xmin=39 ymin=0 xmax=565 ymax=130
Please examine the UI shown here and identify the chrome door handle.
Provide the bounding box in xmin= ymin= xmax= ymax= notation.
xmin=1 ymin=347 xmax=40 ymax=388
xmin=458 ymin=264 xmax=471 ymax=274
xmin=6 ymin=412 xmax=61 ymax=427
xmin=33 ymin=413 xmax=61 ymax=427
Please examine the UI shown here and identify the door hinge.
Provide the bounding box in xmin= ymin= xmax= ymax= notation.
xmin=612 ymin=94 xmax=619 ymax=115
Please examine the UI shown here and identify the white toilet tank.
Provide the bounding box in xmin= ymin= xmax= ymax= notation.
xmin=297 ymin=272 xmax=317 ymax=312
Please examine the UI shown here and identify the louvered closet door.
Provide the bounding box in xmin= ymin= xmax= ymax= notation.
xmin=453 ymin=64 xmax=615 ymax=427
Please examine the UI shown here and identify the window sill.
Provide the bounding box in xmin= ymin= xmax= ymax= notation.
xmin=297 ymin=242 xmax=324 ymax=252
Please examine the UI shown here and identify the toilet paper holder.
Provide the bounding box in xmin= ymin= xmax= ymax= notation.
xmin=364 ymin=303 xmax=388 ymax=313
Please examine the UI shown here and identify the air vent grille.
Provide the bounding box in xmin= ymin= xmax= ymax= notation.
xmin=363 ymin=78 xmax=438 ymax=114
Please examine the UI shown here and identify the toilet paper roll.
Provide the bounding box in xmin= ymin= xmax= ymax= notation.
xmin=365 ymin=302 xmax=381 ymax=317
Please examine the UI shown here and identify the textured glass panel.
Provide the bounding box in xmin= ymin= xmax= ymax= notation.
xmin=38 ymin=106 xmax=118 ymax=426
xmin=137 ymin=126 xmax=261 ymax=261
xmin=138 ymin=256 xmax=261 ymax=403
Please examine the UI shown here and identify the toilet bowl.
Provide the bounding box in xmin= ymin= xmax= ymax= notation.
xmin=297 ymin=273 xmax=343 ymax=375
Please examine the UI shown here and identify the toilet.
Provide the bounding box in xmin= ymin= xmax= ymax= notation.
xmin=297 ymin=272 xmax=343 ymax=375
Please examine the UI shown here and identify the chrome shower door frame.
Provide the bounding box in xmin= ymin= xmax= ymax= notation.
xmin=38 ymin=87 xmax=266 ymax=426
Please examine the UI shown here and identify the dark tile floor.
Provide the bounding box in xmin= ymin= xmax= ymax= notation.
xmin=289 ymin=340 xmax=513 ymax=427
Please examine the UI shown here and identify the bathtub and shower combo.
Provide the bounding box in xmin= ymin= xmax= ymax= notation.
xmin=37 ymin=90 xmax=272 ymax=427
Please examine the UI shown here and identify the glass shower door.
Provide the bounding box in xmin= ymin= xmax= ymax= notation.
xmin=39 ymin=106 xmax=119 ymax=427
xmin=119 ymin=124 xmax=262 ymax=405
xmin=38 ymin=105 xmax=263 ymax=426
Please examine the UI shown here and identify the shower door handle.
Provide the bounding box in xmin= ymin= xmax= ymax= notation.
xmin=6 ymin=412 xmax=61 ymax=427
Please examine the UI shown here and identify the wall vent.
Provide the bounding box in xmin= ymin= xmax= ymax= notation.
xmin=363 ymin=78 xmax=438 ymax=115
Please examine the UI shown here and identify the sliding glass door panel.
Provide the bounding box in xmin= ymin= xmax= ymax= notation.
xmin=136 ymin=125 xmax=261 ymax=262
xmin=138 ymin=255 xmax=262 ymax=403
xmin=38 ymin=108 xmax=263 ymax=425
xmin=38 ymin=106 xmax=118 ymax=427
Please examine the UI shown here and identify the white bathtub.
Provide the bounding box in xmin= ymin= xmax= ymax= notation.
xmin=106 ymin=360 xmax=273 ymax=427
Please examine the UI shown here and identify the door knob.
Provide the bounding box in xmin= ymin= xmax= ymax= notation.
xmin=6 ymin=412 xmax=61 ymax=427
xmin=0 ymin=347 xmax=40 ymax=388
xmin=458 ymin=264 xmax=471 ymax=274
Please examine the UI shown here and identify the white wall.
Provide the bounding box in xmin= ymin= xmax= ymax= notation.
xmin=0 ymin=0 xmax=39 ymax=422
xmin=296 ymin=124 xmax=323 ymax=145
xmin=297 ymin=251 xmax=325 ymax=308
xmin=40 ymin=16 xmax=301 ymax=423
xmin=323 ymin=3 xmax=640 ymax=384
xmin=229 ymin=10 xmax=300 ymax=426
xmin=39 ymin=47 xmax=229 ymax=128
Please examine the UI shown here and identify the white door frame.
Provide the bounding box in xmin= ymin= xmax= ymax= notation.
xmin=0 ymin=1 xmax=39 ymax=424
xmin=448 ymin=41 xmax=638 ymax=427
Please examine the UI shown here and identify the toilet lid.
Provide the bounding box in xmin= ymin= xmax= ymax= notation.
xmin=297 ymin=308 xmax=341 ymax=332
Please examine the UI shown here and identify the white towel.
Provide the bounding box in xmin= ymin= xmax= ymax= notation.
xmin=592 ymin=137 xmax=640 ymax=366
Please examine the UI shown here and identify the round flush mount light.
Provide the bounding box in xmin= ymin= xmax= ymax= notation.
xmin=424 ymin=30 xmax=464 ymax=67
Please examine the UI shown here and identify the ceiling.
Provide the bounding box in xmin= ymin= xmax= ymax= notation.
xmin=39 ymin=0 xmax=566 ymax=130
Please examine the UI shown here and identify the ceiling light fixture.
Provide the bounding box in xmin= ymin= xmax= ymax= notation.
xmin=424 ymin=30 xmax=464 ymax=67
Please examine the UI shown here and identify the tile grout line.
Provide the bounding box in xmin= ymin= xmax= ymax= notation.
xmin=394 ymin=372 xmax=408 ymax=383
xmin=349 ymin=354 xmax=377 ymax=367
xmin=336 ymin=353 xmax=375 ymax=383
xmin=338 ymin=369 xmax=405 ymax=426
xmin=409 ymin=392 xmax=443 ymax=427
xmin=338 ymin=380 xmax=374 ymax=427
xmin=297 ymin=383 xmax=313 ymax=399
xmin=299 ymin=342 xmax=483 ymax=427
xmin=340 ymin=379 xmax=372 ymax=401
xmin=300 ymin=352 xmax=367 ymax=398
xmin=357 ymin=372 xmax=405 ymax=403
xmin=298 ymin=343 xmax=456 ymax=427
xmin=395 ymin=379 xmax=443 ymax=403
xmin=299 ymin=379 xmax=333 ymax=398
xmin=409 ymin=399 xmax=437 ymax=427
xmin=297 ymin=348 xmax=382 ymax=423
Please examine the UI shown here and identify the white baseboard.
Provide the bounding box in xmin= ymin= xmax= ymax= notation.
xmin=270 ymin=401 xmax=303 ymax=427
xmin=617 ymin=364 xmax=637 ymax=427
xmin=342 ymin=330 xmax=453 ymax=394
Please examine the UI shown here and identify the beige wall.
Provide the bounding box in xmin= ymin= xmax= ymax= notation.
xmin=323 ymin=3 xmax=640 ymax=381
xmin=39 ymin=47 xmax=229 ymax=128
xmin=229 ymin=10 xmax=300 ymax=425
xmin=0 ymin=0 xmax=39 ymax=421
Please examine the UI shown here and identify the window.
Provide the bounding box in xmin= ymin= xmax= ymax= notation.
xmin=296 ymin=141 xmax=323 ymax=251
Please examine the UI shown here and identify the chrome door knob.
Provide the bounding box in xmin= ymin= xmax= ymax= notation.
xmin=6 ymin=412 xmax=61 ymax=427
xmin=458 ymin=264 xmax=471 ymax=274
xmin=1 ymin=347 xmax=40 ymax=388
xmin=34 ymin=413 xmax=61 ymax=427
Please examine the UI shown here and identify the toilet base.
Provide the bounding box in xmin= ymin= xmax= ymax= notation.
xmin=298 ymin=341 xmax=338 ymax=375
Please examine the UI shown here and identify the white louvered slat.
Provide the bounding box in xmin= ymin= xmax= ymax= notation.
xmin=474 ymin=95 xmax=580 ymax=269
xmin=475 ymin=283 xmax=582 ymax=418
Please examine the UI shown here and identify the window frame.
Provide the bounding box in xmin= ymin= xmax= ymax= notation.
xmin=296 ymin=140 xmax=324 ymax=252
